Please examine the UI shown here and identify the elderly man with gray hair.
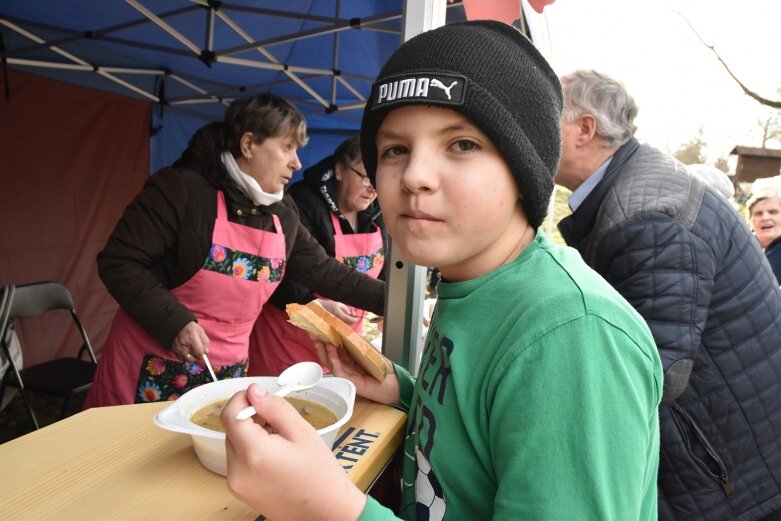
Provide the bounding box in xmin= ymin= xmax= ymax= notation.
xmin=556 ymin=69 xmax=781 ymax=521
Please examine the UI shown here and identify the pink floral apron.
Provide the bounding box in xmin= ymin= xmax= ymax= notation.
xmin=247 ymin=211 xmax=384 ymax=376
xmin=84 ymin=191 xmax=286 ymax=407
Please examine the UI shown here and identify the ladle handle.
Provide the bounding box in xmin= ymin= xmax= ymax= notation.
xmin=235 ymin=384 xmax=295 ymax=420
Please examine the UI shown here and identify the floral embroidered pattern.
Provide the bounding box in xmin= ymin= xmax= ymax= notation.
xmin=338 ymin=247 xmax=385 ymax=273
xmin=135 ymin=354 xmax=248 ymax=403
xmin=203 ymin=244 xmax=285 ymax=282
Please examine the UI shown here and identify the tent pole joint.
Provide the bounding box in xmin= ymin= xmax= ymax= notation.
xmin=199 ymin=50 xmax=216 ymax=67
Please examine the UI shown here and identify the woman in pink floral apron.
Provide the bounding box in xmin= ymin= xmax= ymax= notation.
xmin=85 ymin=96 xmax=384 ymax=408
xmin=249 ymin=135 xmax=386 ymax=376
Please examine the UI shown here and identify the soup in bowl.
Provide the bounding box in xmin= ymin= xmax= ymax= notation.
xmin=191 ymin=395 xmax=338 ymax=432
xmin=153 ymin=376 xmax=356 ymax=476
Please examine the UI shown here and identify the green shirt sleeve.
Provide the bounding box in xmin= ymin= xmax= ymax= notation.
xmin=393 ymin=363 xmax=415 ymax=412
xmin=491 ymin=315 xmax=660 ymax=520
xmin=358 ymin=496 xmax=399 ymax=521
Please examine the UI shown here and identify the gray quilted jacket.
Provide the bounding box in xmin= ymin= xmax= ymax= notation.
xmin=559 ymin=138 xmax=781 ymax=521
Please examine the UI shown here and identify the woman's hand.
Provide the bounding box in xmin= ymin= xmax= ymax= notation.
xmin=221 ymin=384 xmax=367 ymax=520
xmin=171 ymin=321 xmax=210 ymax=362
xmin=313 ymin=340 xmax=400 ymax=405
xmin=318 ymin=298 xmax=358 ymax=325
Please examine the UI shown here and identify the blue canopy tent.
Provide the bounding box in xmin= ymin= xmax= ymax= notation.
xmin=0 ymin=0 xmax=549 ymax=372
xmin=0 ymin=0 xmax=432 ymax=174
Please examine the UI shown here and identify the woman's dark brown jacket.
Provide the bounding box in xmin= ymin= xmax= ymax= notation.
xmin=98 ymin=123 xmax=384 ymax=350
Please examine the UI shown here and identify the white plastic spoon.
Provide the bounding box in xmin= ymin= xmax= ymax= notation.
xmin=235 ymin=361 xmax=323 ymax=420
xmin=202 ymin=353 xmax=218 ymax=382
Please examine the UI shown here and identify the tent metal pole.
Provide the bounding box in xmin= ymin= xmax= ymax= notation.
xmin=335 ymin=101 xmax=366 ymax=112
xmin=0 ymin=19 xmax=87 ymax=65
xmin=166 ymin=97 xmax=226 ymax=105
xmin=6 ymin=59 xmax=90 ymax=71
xmin=168 ymin=74 xmax=225 ymax=104
xmin=1 ymin=18 xmax=158 ymax=102
xmin=381 ymin=0 xmax=447 ymax=376
xmin=96 ymin=70 xmax=159 ymax=101
xmin=356 ymin=24 xmax=401 ymax=35
xmin=335 ymin=76 xmax=366 ymax=102
xmin=205 ymin=4 xmax=215 ymax=53
xmin=169 ymin=98 xmax=226 ymax=106
xmin=1 ymin=6 xmax=198 ymax=57
xmin=339 ymin=71 xmax=382 ymax=83
xmin=286 ymin=74 xmax=330 ymax=109
xmin=97 ymin=67 xmax=165 ymax=75
xmin=214 ymin=11 xmax=330 ymax=109
xmin=168 ymin=74 xmax=228 ymax=105
xmin=216 ymin=56 xmax=330 ymax=76
xmin=125 ymin=0 xmax=201 ymax=55
xmin=93 ymin=36 xmax=196 ymax=58
xmin=219 ymin=5 xmax=349 ymax=25
xmin=219 ymin=11 xmax=402 ymax=57
xmin=331 ymin=0 xmax=340 ymax=107
xmin=209 ymin=0 xmax=406 ymax=36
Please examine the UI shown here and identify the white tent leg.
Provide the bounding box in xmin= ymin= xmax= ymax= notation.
xmin=381 ymin=0 xmax=446 ymax=376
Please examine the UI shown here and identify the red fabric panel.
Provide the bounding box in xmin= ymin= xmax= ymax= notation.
xmin=462 ymin=0 xmax=521 ymax=23
xmin=0 ymin=70 xmax=151 ymax=365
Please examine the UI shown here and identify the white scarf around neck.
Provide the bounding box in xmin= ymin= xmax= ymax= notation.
xmin=221 ymin=151 xmax=284 ymax=206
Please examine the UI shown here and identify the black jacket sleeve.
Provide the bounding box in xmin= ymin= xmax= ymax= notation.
xmin=279 ymin=200 xmax=385 ymax=316
xmin=269 ymin=182 xmax=387 ymax=313
xmin=267 ymin=186 xmax=329 ymax=308
xmin=97 ymin=168 xmax=208 ymax=350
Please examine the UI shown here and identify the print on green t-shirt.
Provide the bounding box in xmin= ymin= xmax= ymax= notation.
xmin=400 ymin=324 xmax=453 ymax=520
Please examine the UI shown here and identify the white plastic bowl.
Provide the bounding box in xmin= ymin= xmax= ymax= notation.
xmin=153 ymin=376 xmax=356 ymax=476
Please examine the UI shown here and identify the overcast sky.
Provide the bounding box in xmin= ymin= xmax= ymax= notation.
xmin=540 ymin=0 xmax=781 ymax=165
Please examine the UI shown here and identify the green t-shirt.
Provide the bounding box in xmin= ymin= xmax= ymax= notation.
xmin=361 ymin=232 xmax=662 ymax=521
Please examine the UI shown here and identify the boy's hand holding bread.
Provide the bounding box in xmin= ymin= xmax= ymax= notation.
xmin=286 ymin=300 xmax=390 ymax=382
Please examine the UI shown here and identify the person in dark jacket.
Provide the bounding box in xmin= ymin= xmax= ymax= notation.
xmin=249 ymin=135 xmax=387 ymax=375
xmin=84 ymin=93 xmax=384 ymax=408
xmin=556 ymin=69 xmax=781 ymax=521
xmin=747 ymin=186 xmax=781 ymax=285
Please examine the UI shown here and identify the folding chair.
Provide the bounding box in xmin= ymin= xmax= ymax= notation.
xmin=0 ymin=325 xmax=22 ymax=411
xmin=0 ymin=286 xmax=23 ymax=413
xmin=0 ymin=282 xmax=98 ymax=430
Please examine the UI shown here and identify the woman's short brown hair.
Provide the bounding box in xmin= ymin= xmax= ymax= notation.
xmin=223 ymin=93 xmax=308 ymax=156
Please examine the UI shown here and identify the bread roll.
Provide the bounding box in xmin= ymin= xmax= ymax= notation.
xmin=285 ymin=303 xmax=341 ymax=346
xmin=286 ymin=301 xmax=389 ymax=382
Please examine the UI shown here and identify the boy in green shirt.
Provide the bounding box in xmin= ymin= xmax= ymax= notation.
xmin=221 ymin=20 xmax=662 ymax=521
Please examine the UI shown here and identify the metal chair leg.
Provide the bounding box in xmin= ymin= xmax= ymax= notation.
xmin=0 ymin=352 xmax=39 ymax=430
xmin=15 ymin=383 xmax=39 ymax=430
xmin=60 ymin=395 xmax=71 ymax=419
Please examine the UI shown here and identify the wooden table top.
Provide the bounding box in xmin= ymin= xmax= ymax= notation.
xmin=0 ymin=398 xmax=406 ymax=520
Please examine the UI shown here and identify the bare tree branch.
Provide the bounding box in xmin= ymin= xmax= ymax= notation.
xmin=674 ymin=10 xmax=781 ymax=109
xmin=758 ymin=114 xmax=781 ymax=147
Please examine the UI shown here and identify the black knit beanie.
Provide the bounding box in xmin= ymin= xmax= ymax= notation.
xmin=360 ymin=20 xmax=563 ymax=229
